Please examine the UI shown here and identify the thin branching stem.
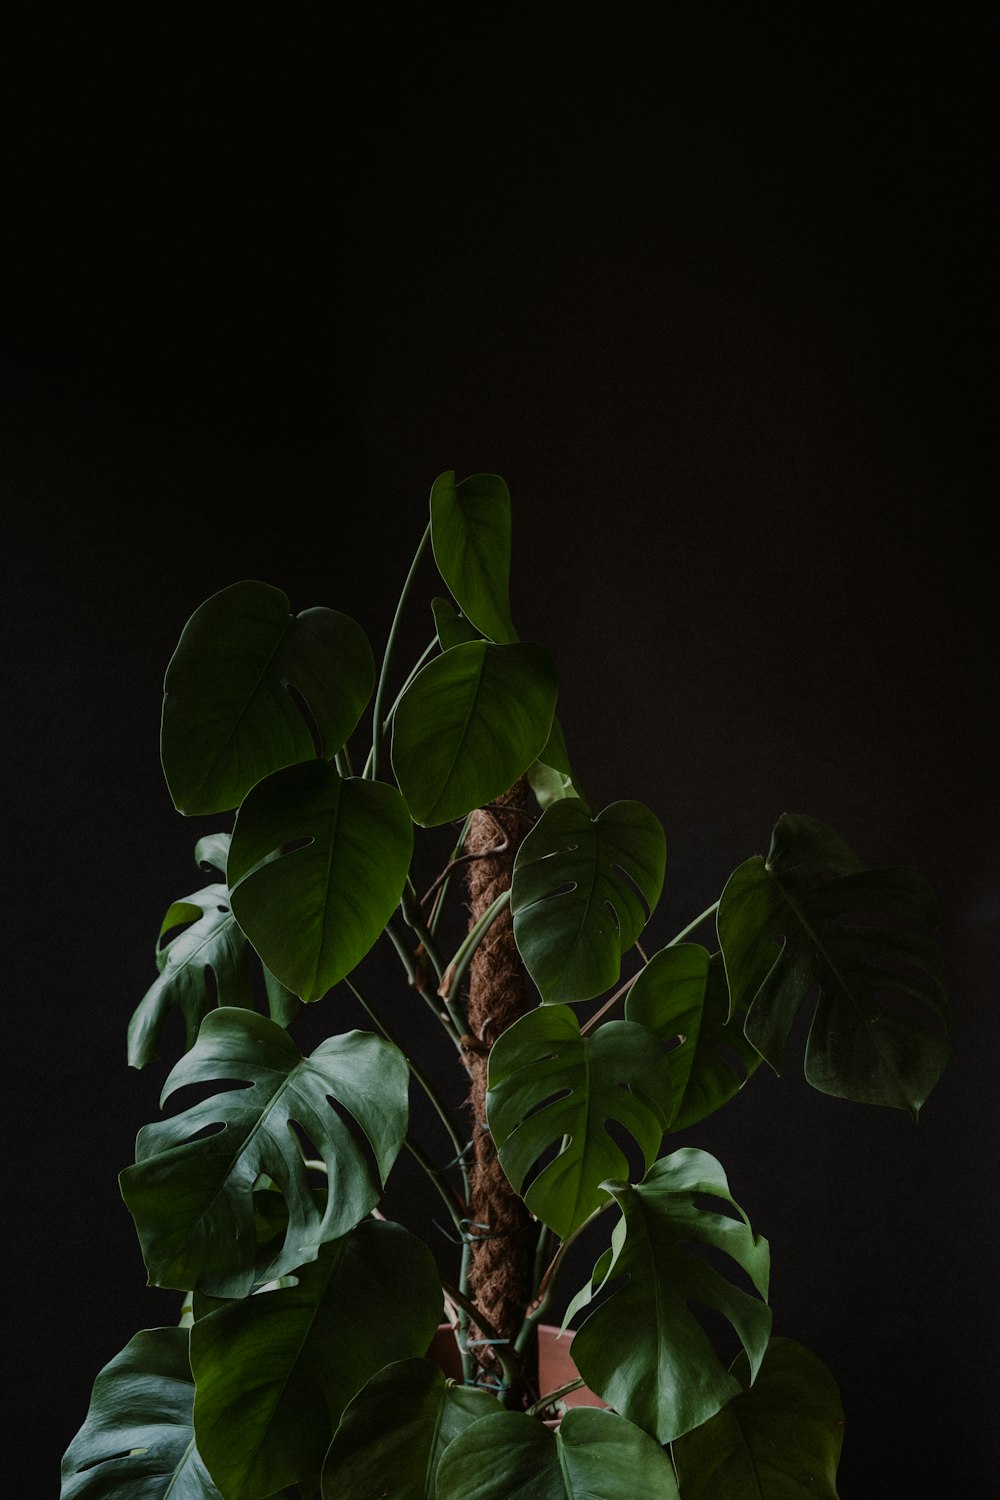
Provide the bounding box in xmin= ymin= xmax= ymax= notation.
xmin=369 ymin=523 xmax=431 ymax=782
xmin=514 ymin=1201 xmax=614 ymax=1357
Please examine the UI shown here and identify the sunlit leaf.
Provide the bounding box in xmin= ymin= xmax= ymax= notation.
xmin=120 ymin=1008 xmax=409 ymax=1296
xmin=512 ymin=799 xmax=666 ymax=1002
xmin=566 ymin=1149 xmax=771 ymax=1443
xmin=61 ymin=1326 xmax=220 ymax=1499
xmin=162 ymin=580 xmax=375 ymax=815
xmin=227 ymin=759 xmax=413 ymax=1001
xmin=718 ymin=813 xmax=950 ymax=1115
xmin=430 ymin=470 xmax=517 ymax=643
xmin=486 ymin=1006 xmax=672 ymax=1237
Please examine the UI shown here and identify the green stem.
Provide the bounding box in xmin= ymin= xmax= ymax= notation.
xmin=361 ymin=634 xmax=438 ymax=778
xmin=668 ymin=899 xmax=720 ymax=947
xmin=404 ymin=1136 xmax=468 ymax=1234
xmin=401 ymin=878 xmax=446 ymax=984
xmin=526 ymin=1376 xmax=585 ymax=1418
xmin=369 ymin=523 xmax=431 ymax=782
xmin=514 ymin=1201 xmax=614 ymax=1356
xmin=441 ymin=1279 xmax=523 ymax=1399
xmin=438 ymin=888 xmax=512 ymax=1005
xmin=579 ymin=900 xmax=722 ymax=1037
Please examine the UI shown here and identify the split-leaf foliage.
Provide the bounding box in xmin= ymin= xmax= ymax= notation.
xmin=62 ymin=472 xmax=950 ymax=1499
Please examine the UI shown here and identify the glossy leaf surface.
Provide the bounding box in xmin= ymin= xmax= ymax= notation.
xmin=672 ymin=1338 xmax=844 ymax=1499
xmin=486 ymin=1006 xmax=672 ymax=1237
xmin=430 ymin=469 xmax=517 ymax=643
xmin=227 ymin=760 xmax=413 ymax=1001
xmin=431 ymin=595 xmax=482 ymax=650
xmin=436 ymin=1407 xmax=680 ymax=1499
xmin=161 ymin=580 xmax=375 ymax=815
xmin=566 ymin=1149 xmax=771 ymax=1443
xmin=625 ymin=944 xmax=762 ymax=1130
xmin=526 ymin=715 xmax=591 ymax=813
xmin=391 ymin=640 xmax=557 ymax=826
xmin=191 ymin=1221 xmax=443 ymax=1500
xmin=321 ymin=1357 xmax=499 ymax=1498
xmin=120 ymin=1008 xmax=408 ymax=1296
xmin=512 ymin=799 xmax=666 ymax=1002
xmin=718 ymin=813 xmax=950 ymax=1115
xmin=61 ymin=1326 xmax=220 ymax=1499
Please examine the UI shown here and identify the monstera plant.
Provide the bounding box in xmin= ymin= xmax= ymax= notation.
xmin=61 ymin=472 xmax=951 ymax=1499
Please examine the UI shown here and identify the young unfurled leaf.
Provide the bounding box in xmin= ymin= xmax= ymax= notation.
xmin=429 ymin=470 xmax=517 ymax=643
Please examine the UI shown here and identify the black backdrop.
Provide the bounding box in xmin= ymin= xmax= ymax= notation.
xmin=5 ymin=8 xmax=995 ymax=1494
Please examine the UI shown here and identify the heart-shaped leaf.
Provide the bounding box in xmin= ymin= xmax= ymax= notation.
xmin=625 ymin=944 xmax=762 ymax=1130
xmin=321 ymin=1357 xmax=499 ymax=1498
xmin=435 ymin=1407 xmax=680 ymax=1499
xmin=429 ymin=470 xmax=517 ymax=643
xmin=672 ymin=1338 xmax=844 ymax=1498
xmin=511 ymin=799 xmax=666 ymax=1002
xmin=162 ymin=580 xmax=375 ymax=815
xmin=61 ymin=1326 xmax=221 ymax=1499
xmin=191 ymin=1220 xmax=443 ymax=1500
xmin=391 ymin=640 xmax=557 ymax=826
xmin=431 ymin=595 xmax=483 ymax=651
xmin=718 ymin=813 xmax=950 ymax=1115
xmin=120 ymin=1008 xmax=409 ymax=1296
xmin=566 ymin=1149 xmax=771 ymax=1443
xmin=486 ymin=1006 xmax=672 ymax=1237
xmin=227 ymin=760 xmax=414 ymax=1001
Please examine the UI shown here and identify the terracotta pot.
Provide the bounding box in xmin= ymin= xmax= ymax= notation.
xmin=427 ymin=1322 xmax=606 ymax=1411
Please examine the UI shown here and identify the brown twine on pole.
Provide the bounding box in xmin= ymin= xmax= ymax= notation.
xmin=460 ymin=775 xmax=538 ymax=1386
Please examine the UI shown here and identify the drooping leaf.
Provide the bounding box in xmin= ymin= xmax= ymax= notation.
xmin=120 ymin=1008 xmax=409 ymax=1296
xmin=511 ymin=799 xmax=666 ymax=1003
xmin=717 ymin=813 xmax=950 ymax=1116
xmin=565 ymin=1149 xmax=771 ymax=1444
xmin=431 ymin=595 xmax=483 ymax=651
xmin=625 ymin=944 xmax=762 ymax=1130
xmin=227 ymin=759 xmax=414 ymax=1001
xmin=435 ymin=1407 xmax=680 ymax=1499
xmin=161 ymin=580 xmax=376 ymax=815
xmin=486 ymin=1006 xmax=672 ymax=1237
xmin=321 ymin=1357 xmax=499 ymax=1498
xmin=391 ymin=640 xmax=557 ymax=826
xmin=672 ymin=1338 xmax=844 ymax=1499
xmin=429 ymin=470 xmax=517 ymax=643
xmin=61 ymin=1325 xmax=221 ymax=1500
xmin=191 ymin=1220 xmax=443 ymax=1500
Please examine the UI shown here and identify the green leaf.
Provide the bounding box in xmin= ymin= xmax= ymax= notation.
xmin=191 ymin=1220 xmax=443 ymax=1500
xmin=429 ymin=470 xmax=517 ymax=643
xmin=625 ymin=945 xmax=762 ymax=1130
xmin=511 ymin=799 xmax=666 ymax=1003
xmin=717 ymin=812 xmax=950 ymax=1115
xmin=321 ymin=1358 xmax=499 ymax=1498
xmin=672 ymin=1338 xmax=844 ymax=1499
xmin=126 ymin=880 xmax=300 ymax=1069
xmin=161 ymin=580 xmax=375 ymax=815
xmin=432 ymin=595 xmax=483 ymax=651
xmin=435 ymin=1407 xmax=680 ymax=1499
xmin=227 ymin=760 xmax=414 ymax=1001
xmin=566 ymin=1149 xmax=771 ymax=1443
xmin=391 ymin=640 xmax=557 ymax=826
xmin=486 ymin=1006 xmax=672 ymax=1237
xmin=120 ymin=1008 xmax=409 ymax=1296
xmin=526 ymin=716 xmax=591 ymax=813
xmin=61 ymin=1325 xmax=221 ymax=1499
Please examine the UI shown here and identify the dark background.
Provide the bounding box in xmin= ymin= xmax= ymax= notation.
xmin=4 ymin=7 xmax=995 ymax=1494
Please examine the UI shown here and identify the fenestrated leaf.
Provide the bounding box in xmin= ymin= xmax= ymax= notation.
xmin=511 ymin=799 xmax=666 ymax=1003
xmin=391 ymin=640 xmax=557 ymax=826
xmin=565 ymin=1149 xmax=771 ymax=1444
xmin=672 ymin=1338 xmax=844 ymax=1499
xmin=486 ymin=1006 xmax=672 ymax=1237
xmin=227 ymin=759 xmax=414 ymax=1001
xmin=321 ymin=1357 xmax=499 ymax=1498
xmin=191 ymin=1220 xmax=443 ymax=1500
xmin=717 ymin=813 xmax=950 ymax=1116
xmin=126 ymin=882 xmax=299 ymax=1068
xmin=625 ymin=944 xmax=762 ymax=1131
xmin=61 ymin=1325 xmax=220 ymax=1500
xmin=120 ymin=1008 xmax=409 ymax=1296
xmin=435 ymin=1407 xmax=680 ymax=1499
xmin=162 ymin=580 xmax=376 ymax=815
xmin=429 ymin=470 xmax=517 ymax=643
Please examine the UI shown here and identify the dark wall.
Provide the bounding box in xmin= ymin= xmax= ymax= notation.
xmin=5 ymin=9 xmax=994 ymax=1493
